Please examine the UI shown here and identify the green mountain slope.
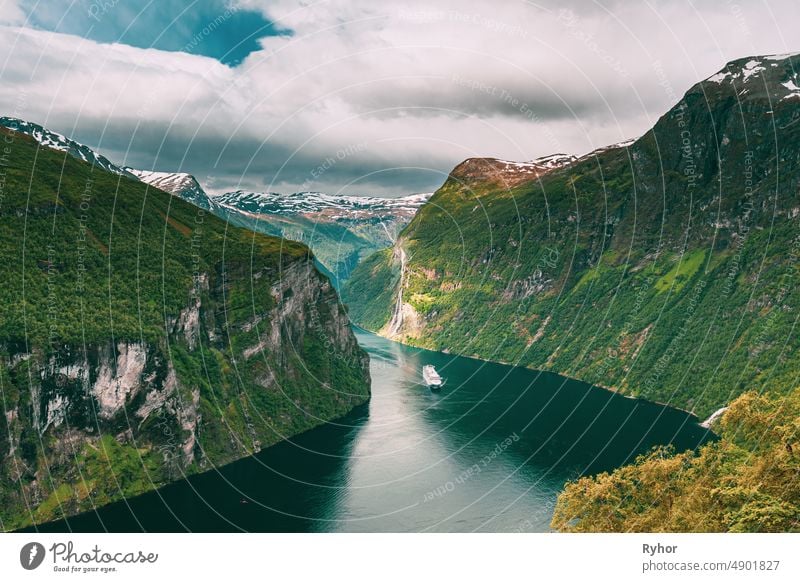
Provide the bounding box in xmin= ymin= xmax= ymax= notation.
xmin=344 ymin=53 xmax=800 ymax=418
xmin=0 ymin=119 xmax=430 ymax=290
xmin=0 ymin=127 xmax=370 ymax=530
xmin=218 ymin=208 xmax=392 ymax=288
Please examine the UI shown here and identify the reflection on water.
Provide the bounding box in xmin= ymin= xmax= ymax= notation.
xmin=29 ymin=329 xmax=713 ymax=532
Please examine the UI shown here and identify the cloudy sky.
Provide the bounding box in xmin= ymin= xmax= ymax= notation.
xmin=0 ymin=0 xmax=797 ymax=196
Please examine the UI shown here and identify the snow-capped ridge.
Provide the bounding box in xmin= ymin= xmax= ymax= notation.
xmin=212 ymin=190 xmax=432 ymax=216
xmin=124 ymin=168 xmax=213 ymax=210
xmin=125 ymin=168 xmax=201 ymax=194
xmin=703 ymin=52 xmax=800 ymax=102
xmin=0 ymin=117 xmax=134 ymax=177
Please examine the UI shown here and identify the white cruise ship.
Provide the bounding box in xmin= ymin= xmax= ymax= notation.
xmin=422 ymin=365 xmax=443 ymax=388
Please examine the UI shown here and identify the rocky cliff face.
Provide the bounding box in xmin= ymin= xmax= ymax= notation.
xmin=0 ymin=127 xmax=370 ymax=531
xmin=344 ymin=53 xmax=800 ymax=417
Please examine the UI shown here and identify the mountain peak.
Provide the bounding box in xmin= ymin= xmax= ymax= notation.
xmin=124 ymin=168 xmax=212 ymax=211
xmin=448 ymin=153 xmax=578 ymax=190
xmin=700 ymin=52 xmax=800 ymax=102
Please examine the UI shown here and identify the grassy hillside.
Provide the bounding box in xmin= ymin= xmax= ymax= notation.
xmin=0 ymin=127 xmax=370 ymax=530
xmin=341 ymin=248 xmax=401 ymax=330
xmin=552 ymin=387 xmax=800 ymax=532
xmin=344 ymin=54 xmax=800 ymax=418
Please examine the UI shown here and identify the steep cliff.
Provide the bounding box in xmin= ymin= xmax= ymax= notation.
xmin=344 ymin=53 xmax=800 ymax=417
xmin=0 ymin=127 xmax=370 ymax=530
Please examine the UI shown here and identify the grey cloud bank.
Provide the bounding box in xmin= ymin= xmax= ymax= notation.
xmin=0 ymin=0 xmax=797 ymax=196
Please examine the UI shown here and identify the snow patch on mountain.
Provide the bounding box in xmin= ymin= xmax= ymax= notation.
xmin=706 ymin=60 xmax=766 ymax=84
xmin=741 ymin=59 xmax=766 ymax=81
xmin=482 ymin=154 xmax=578 ymax=177
xmin=703 ymin=53 xmax=800 ymax=99
xmin=531 ymin=153 xmax=579 ymax=169
xmin=781 ymin=79 xmax=800 ymax=100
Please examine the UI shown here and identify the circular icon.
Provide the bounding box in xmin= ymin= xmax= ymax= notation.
xmin=20 ymin=542 xmax=46 ymax=570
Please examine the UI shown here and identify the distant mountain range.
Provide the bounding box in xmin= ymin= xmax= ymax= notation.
xmin=212 ymin=189 xmax=431 ymax=216
xmin=0 ymin=116 xmax=430 ymax=285
xmin=206 ymin=190 xmax=432 ymax=285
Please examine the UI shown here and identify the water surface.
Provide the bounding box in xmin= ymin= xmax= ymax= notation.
xmin=30 ymin=329 xmax=713 ymax=532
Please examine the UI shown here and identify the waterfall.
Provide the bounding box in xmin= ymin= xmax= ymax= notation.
xmin=386 ymin=246 xmax=407 ymax=336
xmin=700 ymin=406 xmax=728 ymax=428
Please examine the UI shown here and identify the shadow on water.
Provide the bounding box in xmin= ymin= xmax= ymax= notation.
xmin=26 ymin=329 xmax=714 ymax=533
xmin=25 ymin=405 xmax=369 ymax=533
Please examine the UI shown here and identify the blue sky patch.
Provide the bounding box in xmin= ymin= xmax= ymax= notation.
xmin=20 ymin=0 xmax=286 ymax=66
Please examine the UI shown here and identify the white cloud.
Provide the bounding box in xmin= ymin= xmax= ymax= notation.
xmin=0 ymin=0 xmax=24 ymax=25
xmin=0 ymin=0 xmax=798 ymax=195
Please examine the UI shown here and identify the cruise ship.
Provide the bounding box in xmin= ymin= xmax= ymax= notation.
xmin=422 ymin=365 xmax=444 ymax=388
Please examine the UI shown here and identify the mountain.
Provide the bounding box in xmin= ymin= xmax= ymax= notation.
xmin=0 ymin=125 xmax=370 ymax=530
xmin=210 ymin=190 xmax=431 ymax=286
xmin=343 ymin=53 xmax=800 ymax=418
xmin=125 ymin=168 xmax=213 ymax=211
xmin=0 ymin=117 xmax=430 ymax=286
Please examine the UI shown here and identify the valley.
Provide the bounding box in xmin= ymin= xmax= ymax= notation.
xmin=2 ymin=52 xmax=799 ymax=534
xmin=25 ymin=329 xmax=712 ymax=533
